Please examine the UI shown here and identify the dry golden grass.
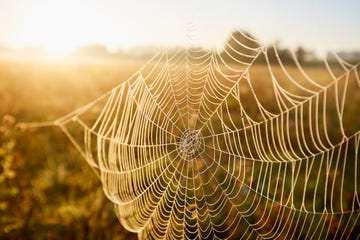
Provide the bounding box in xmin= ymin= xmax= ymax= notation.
xmin=0 ymin=57 xmax=359 ymax=239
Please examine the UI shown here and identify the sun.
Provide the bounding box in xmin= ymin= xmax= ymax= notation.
xmin=15 ymin=1 xmax=113 ymax=55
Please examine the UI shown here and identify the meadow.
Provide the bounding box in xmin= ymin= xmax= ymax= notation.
xmin=0 ymin=54 xmax=359 ymax=239
xmin=0 ymin=58 xmax=144 ymax=239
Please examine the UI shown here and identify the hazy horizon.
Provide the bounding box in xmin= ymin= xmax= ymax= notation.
xmin=0 ymin=0 xmax=359 ymax=56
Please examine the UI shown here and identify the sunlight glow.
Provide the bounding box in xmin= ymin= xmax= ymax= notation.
xmin=0 ymin=0 xmax=358 ymax=55
xmin=14 ymin=1 xmax=118 ymax=54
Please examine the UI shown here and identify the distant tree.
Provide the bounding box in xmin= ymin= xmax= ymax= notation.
xmin=0 ymin=45 xmax=11 ymax=53
xmin=221 ymin=32 xmax=297 ymax=66
xmin=334 ymin=50 xmax=360 ymax=63
xmin=72 ymin=44 xmax=111 ymax=58
xmin=277 ymin=47 xmax=294 ymax=65
xmin=221 ymin=31 xmax=261 ymax=65
xmin=255 ymin=42 xmax=294 ymax=65
xmin=127 ymin=46 xmax=162 ymax=60
xmin=295 ymin=46 xmax=307 ymax=64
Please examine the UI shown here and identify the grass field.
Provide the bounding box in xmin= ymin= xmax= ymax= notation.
xmin=0 ymin=58 xmax=145 ymax=239
xmin=0 ymin=56 xmax=359 ymax=239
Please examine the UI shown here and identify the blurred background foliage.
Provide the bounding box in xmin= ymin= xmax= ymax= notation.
xmin=0 ymin=59 xmax=142 ymax=239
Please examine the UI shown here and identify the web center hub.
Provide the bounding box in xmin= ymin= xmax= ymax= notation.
xmin=177 ymin=129 xmax=204 ymax=160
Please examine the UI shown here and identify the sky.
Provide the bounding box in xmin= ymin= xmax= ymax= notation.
xmin=0 ymin=0 xmax=359 ymax=55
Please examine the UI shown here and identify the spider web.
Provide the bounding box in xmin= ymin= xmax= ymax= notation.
xmin=23 ymin=31 xmax=360 ymax=239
